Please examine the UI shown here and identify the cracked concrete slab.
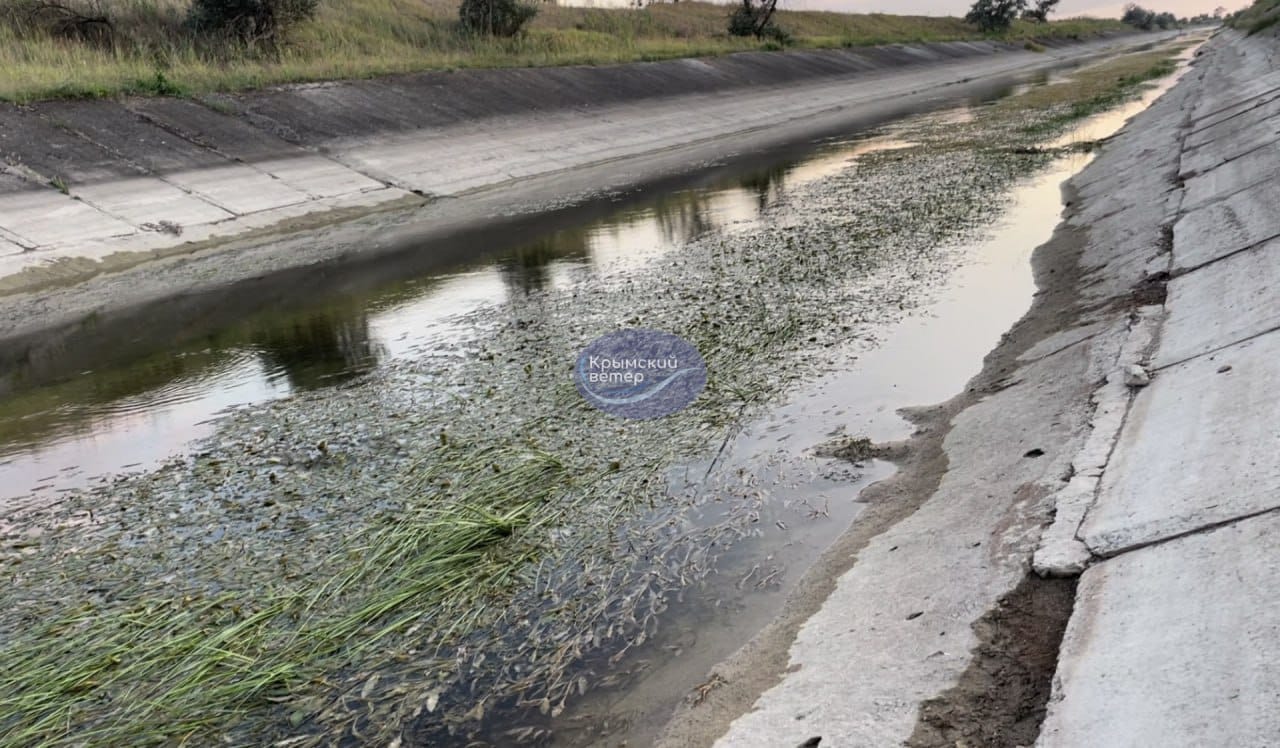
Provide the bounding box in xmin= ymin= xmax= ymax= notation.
xmin=1083 ymin=329 xmax=1280 ymax=557
xmin=1034 ymin=306 xmax=1161 ymax=577
xmin=1188 ymin=66 xmax=1280 ymax=121
xmin=1155 ymin=235 xmax=1280 ymax=367
xmin=1172 ymin=177 xmax=1280 ymax=271
xmin=1180 ymin=118 xmax=1280 ymax=177
xmin=1038 ymin=510 xmax=1280 ymax=748
xmin=1185 ymin=94 xmax=1280 ymax=152
xmin=128 ymin=98 xmax=386 ymax=199
xmin=0 ymin=236 xmax=26 ymax=257
xmin=74 ymin=177 xmax=235 ymax=228
xmin=0 ymin=190 xmax=136 ymax=248
xmin=39 ymin=102 xmax=311 ymax=214
xmin=1187 ymin=83 xmax=1280 ymax=136
xmin=1181 ymin=140 xmax=1280 ymax=211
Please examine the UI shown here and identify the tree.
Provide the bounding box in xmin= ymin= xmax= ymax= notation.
xmin=727 ymin=0 xmax=783 ymax=40
xmin=1022 ymin=0 xmax=1060 ymax=22
xmin=458 ymin=0 xmax=537 ymax=36
xmin=966 ymin=0 xmax=1027 ymax=31
xmin=1121 ymin=2 xmax=1156 ymax=29
xmin=188 ymin=0 xmax=319 ymax=44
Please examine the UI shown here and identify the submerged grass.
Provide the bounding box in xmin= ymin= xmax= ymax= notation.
xmin=995 ymin=45 xmax=1188 ymax=135
xmin=0 ymin=39 xmax=1192 ymax=747
xmin=0 ymin=0 xmax=1129 ymax=102
xmin=2 ymin=447 xmax=580 ymax=744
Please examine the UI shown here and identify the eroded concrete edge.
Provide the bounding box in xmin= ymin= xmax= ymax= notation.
xmin=1037 ymin=28 xmax=1280 ymax=748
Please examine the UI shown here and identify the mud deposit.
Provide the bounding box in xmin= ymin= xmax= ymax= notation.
xmin=908 ymin=575 xmax=1078 ymax=748
xmin=0 ymin=44 xmax=1190 ymax=748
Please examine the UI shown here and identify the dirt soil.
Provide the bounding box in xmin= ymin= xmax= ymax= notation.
xmin=908 ymin=574 xmax=1078 ymax=748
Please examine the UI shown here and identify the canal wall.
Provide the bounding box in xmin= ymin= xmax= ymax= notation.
xmin=0 ymin=31 xmax=1168 ymax=307
xmin=653 ymin=26 xmax=1280 ymax=748
xmin=1036 ymin=26 xmax=1280 ymax=747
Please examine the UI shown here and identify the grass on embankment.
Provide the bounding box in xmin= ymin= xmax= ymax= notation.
xmin=994 ymin=44 xmax=1186 ymax=134
xmin=1229 ymin=0 xmax=1280 ymax=34
xmin=0 ymin=0 xmax=1128 ymax=102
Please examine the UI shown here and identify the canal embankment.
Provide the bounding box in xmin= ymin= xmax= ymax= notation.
xmin=655 ymin=25 xmax=1280 ymax=748
xmin=0 ymin=30 xmax=1172 ymax=324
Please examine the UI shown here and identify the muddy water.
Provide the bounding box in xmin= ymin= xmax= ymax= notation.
xmin=0 ymin=135 xmax=913 ymax=506
xmin=544 ymin=68 xmax=1193 ymax=748
xmin=0 ymin=77 xmax=1048 ymax=509
xmin=0 ymin=56 xmax=1184 ymax=744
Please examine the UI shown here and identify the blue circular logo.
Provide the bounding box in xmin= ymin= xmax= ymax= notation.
xmin=573 ymin=329 xmax=707 ymax=419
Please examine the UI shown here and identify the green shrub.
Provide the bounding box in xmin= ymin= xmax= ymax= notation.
xmin=459 ymin=0 xmax=537 ymax=37
xmin=966 ymin=0 xmax=1026 ymax=31
xmin=727 ymin=0 xmax=783 ymax=40
xmin=187 ymin=0 xmax=319 ymax=44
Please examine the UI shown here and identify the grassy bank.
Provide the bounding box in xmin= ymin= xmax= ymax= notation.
xmin=0 ymin=0 xmax=1129 ymax=102
xmin=0 ymin=38 xmax=1192 ymax=747
xmin=1229 ymin=0 xmax=1280 ymax=34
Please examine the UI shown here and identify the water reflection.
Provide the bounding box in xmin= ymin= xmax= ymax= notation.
xmin=250 ymin=310 xmax=381 ymax=390
xmin=498 ymin=231 xmax=592 ymax=296
xmin=0 ymin=128 xmax=926 ymax=504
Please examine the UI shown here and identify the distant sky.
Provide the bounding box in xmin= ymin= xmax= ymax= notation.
xmin=780 ymin=0 xmax=1244 ymax=20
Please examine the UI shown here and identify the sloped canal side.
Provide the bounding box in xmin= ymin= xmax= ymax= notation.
xmin=0 ymin=40 xmax=1198 ymax=748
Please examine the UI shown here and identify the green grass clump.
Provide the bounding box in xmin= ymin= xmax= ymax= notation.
xmin=1003 ymin=46 xmax=1185 ymax=135
xmin=1230 ymin=0 xmax=1280 ymax=34
xmin=0 ymin=0 xmax=1128 ymax=102
xmin=0 ymin=446 xmax=578 ymax=745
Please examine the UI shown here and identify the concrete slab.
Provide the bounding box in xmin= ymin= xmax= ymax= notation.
xmin=1083 ymin=330 xmax=1280 ymax=556
xmin=39 ymin=101 xmax=238 ymax=173
xmin=1182 ymin=140 xmax=1280 ymax=211
xmin=0 ymin=236 xmax=26 ymax=257
xmin=0 ymin=225 xmax=32 ymax=250
xmin=163 ymin=165 xmax=308 ymax=215
xmin=39 ymin=102 xmax=310 ymax=215
xmin=1189 ymin=67 xmax=1280 ymax=122
xmin=0 ymin=189 xmax=136 ymax=248
xmin=1180 ymin=117 xmax=1280 ymax=177
xmin=251 ymin=156 xmax=386 ymax=199
xmin=1156 ymin=236 xmax=1280 ymax=367
xmin=1038 ymin=510 xmax=1280 ymax=748
xmin=0 ymin=185 xmax=412 ymax=289
xmin=1188 ymin=83 xmax=1280 ymax=136
xmin=129 ymin=98 xmax=385 ymax=198
xmin=0 ymin=108 xmax=146 ymax=185
xmin=74 ymin=177 xmax=233 ymax=229
xmin=1185 ymin=94 xmax=1280 ymax=151
xmin=1172 ymin=178 xmax=1280 ymax=271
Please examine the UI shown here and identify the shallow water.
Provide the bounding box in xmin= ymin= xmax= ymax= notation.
xmin=542 ymin=62 xmax=1193 ymax=748
xmin=0 ymin=46 xmax=1193 ymax=746
xmin=0 ymin=83 xmax=1044 ymax=510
